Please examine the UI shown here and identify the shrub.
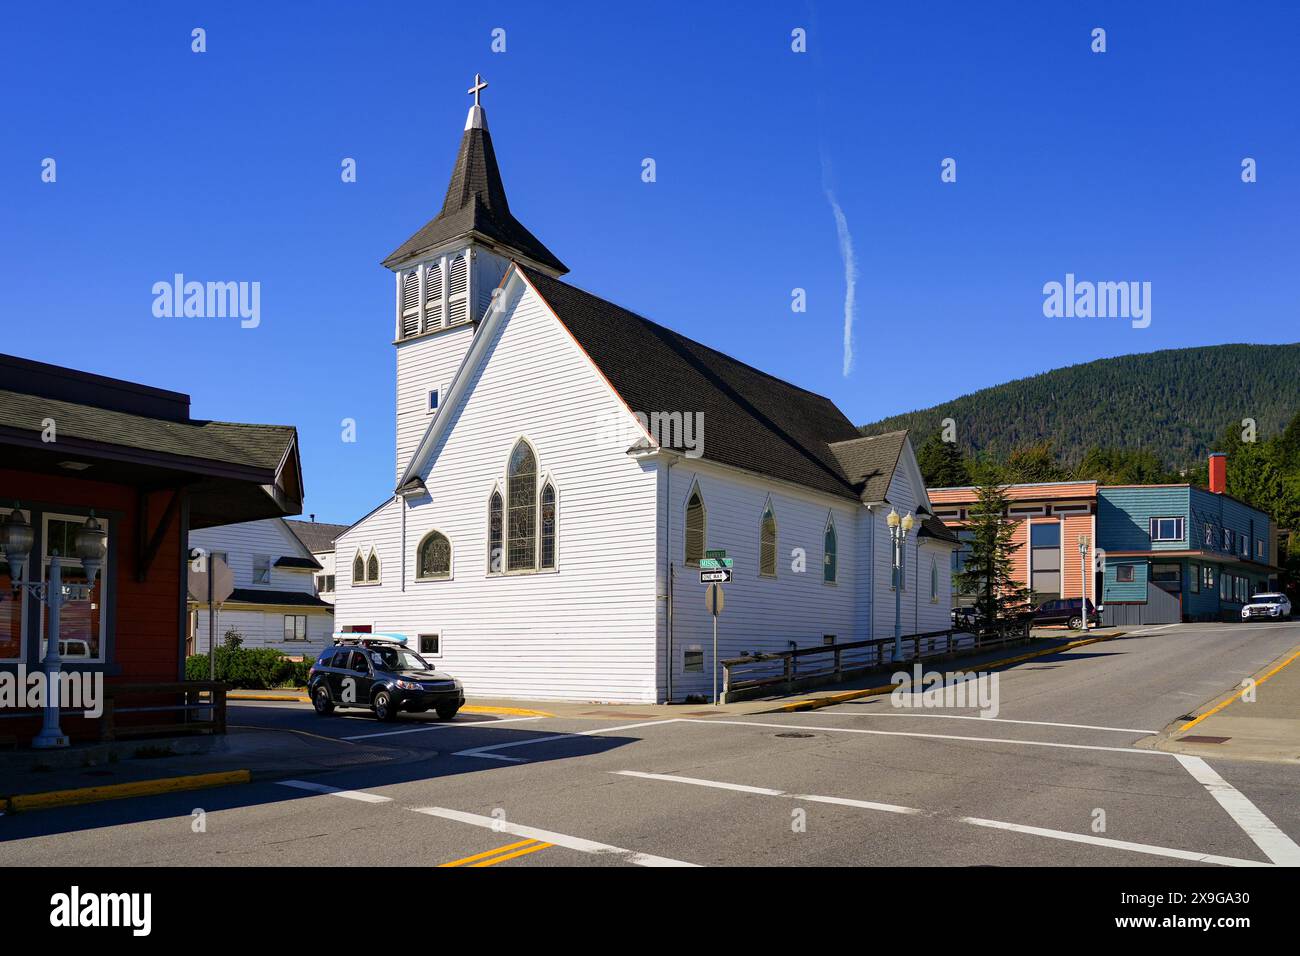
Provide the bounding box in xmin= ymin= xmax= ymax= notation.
xmin=184 ymin=646 xmax=304 ymax=688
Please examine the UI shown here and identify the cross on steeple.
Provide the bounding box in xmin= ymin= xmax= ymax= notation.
xmin=467 ymin=73 xmax=488 ymax=106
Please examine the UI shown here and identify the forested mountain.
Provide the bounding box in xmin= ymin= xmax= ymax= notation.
xmin=860 ymin=343 xmax=1300 ymax=471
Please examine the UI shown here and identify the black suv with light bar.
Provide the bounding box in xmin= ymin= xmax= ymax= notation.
xmin=307 ymin=634 xmax=464 ymax=721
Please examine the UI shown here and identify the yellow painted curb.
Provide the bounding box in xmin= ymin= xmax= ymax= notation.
xmin=229 ymin=692 xmax=309 ymax=701
xmin=771 ymin=632 xmax=1122 ymax=713
xmin=1177 ymin=644 xmax=1300 ymax=735
xmin=4 ymin=769 xmax=251 ymax=813
xmin=463 ymin=704 xmax=555 ymax=718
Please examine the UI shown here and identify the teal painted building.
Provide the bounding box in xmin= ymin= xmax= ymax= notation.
xmin=1097 ymin=467 xmax=1278 ymax=623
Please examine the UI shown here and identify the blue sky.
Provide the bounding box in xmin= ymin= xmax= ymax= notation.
xmin=4 ymin=2 xmax=1297 ymax=523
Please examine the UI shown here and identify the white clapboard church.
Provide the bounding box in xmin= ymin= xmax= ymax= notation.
xmin=333 ymin=77 xmax=959 ymax=703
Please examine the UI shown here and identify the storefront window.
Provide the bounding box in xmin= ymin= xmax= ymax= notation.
xmin=0 ymin=506 xmax=24 ymax=661
xmin=38 ymin=514 xmax=108 ymax=662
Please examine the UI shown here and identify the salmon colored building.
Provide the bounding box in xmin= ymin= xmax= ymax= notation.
xmin=928 ymin=481 xmax=1100 ymax=610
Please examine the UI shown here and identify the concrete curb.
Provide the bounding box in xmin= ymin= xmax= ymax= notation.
xmin=1 ymin=769 xmax=251 ymax=814
xmin=765 ymin=632 xmax=1123 ymax=713
xmin=226 ymin=692 xmax=555 ymax=719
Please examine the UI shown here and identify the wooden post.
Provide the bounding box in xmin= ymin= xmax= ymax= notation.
xmin=213 ymin=684 xmax=227 ymax=734
xmin=99 ymin=695 xmax=116 ymax=742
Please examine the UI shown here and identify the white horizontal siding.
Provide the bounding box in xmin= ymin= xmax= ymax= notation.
xmin=189 ymin=518 xmax=317 ymax=595
xmin=336 ymin=280 xmax=660 ymax=702
xmin=191 ymin=606 xmax=332 ymax=656
xmin=664 ymin=461 xmax=861 ymax=701
xmin=395 ymin=325 xmax=475 ymax=482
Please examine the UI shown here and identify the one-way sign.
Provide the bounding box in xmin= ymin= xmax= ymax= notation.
xmin=700 ymin=568 xmax=732 ymax=583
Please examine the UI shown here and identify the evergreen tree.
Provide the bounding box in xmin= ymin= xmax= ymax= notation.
xmin=953 ymin=484 xmax=1030 ymax=623
xmin=1003 ymin=442 xmax=1068 ymax=483
xmin=916 ymin=433 xmax=971 ymax=488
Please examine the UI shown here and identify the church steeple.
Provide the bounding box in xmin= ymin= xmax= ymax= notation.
xmin=381 ymin=74 xmax=567 ymax=275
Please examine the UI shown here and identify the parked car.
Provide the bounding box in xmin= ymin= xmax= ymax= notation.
xmin=1030 ymin=598 xmax=1100 ymax=630
xmin=1241 ymin=592 xmax=1292 ymax=621
xmin=308 ymin=634 xmax=464 ymax=721
xmin=951 ymin=606 xmax=988 ymax=630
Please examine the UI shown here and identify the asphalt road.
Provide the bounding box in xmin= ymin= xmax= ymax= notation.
xmin=3 ymin=621 xmax=1298 ymax=868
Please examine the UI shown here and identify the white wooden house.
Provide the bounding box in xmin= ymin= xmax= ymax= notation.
xmin=332 ymin=83 xmax=959 ymax=702
xmin=284 ymin=518 xmax=350 ymax=606
xmin=189 ymin=517 xmax=334 ymax=657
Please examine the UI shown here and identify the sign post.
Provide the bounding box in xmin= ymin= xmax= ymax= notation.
xmin=189 ymin=553 xmax=234 ymax=681
xmin=705 ymin=581 xmax=724 ymax=704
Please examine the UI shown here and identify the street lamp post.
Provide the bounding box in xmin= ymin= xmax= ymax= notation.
xmin=2 ymin=504 xmax=107 ymax=749
xmin=888 ymin=509 xmax=916 ymax=662
xmin=1077 ymin=534 xmax=1090 ymax=631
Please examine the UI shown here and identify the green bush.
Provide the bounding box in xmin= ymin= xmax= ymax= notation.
xmin=185 ymin=646 xmax=310 ymax=688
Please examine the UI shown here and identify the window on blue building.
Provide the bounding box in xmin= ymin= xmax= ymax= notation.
xmin=1150 ymin=517 xmax=1184 ymax=542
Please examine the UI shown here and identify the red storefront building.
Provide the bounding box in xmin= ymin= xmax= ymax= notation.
xmin=1 ymin=353 xmax=302 ymax=745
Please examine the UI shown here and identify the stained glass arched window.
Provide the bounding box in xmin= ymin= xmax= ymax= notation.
xmin=507 ymin=441 xmax=537 ymax=571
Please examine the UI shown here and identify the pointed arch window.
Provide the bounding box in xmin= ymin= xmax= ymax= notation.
xmin=352 ymin=548 xmax=380 ymax=585
xmin=540 ymin=482 xmax=557 ymax=570
xmin=488 ymin=490 xmax=503 ymax=574
xmin=685 ymin=486 xmax=706 ymax=565
xmin=930 ymin=555 xmax=939 ymax=602
xmin=416 ymin=531 xmax=452 ymax=580
xmin=759 ymin=502 xmax=777 ymax=577
xmin=507 ymin=440 xmax=537 ymax=572
xmin=823 ymin=519 xmax=838 ymax=584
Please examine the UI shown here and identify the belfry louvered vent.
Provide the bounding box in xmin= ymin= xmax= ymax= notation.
xmin=448 ymin=256 xmax=468 ymax=296
xmin=448 ymin=255 xmax=469 ymax=324
xmin=425 ymin=262 xmax=443 ymax=307
xmin=401 ymin=271 xmax=420 ymax=337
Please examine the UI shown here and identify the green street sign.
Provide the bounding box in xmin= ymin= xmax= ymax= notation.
xmin=699 ymin=558 xmax=720 ymax=570
xmin=705 ymin=549 xmax=728 ymax=561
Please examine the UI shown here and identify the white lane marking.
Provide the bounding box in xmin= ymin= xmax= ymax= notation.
xmin=1175 ymin=756 xmax=1300 ymax=866
xmin=800 ymin=712 xmax=1156 ymax=734
xmin=612 ymin=770 xmax=923 ymax=815
xmin=959 ymin=817 xmax=1271 ymax=867
xmin=615 ymin=770 xmax=785 ymax=797
xmin=1122 ymin=624 xmax=1181 ymax=635
xmin=343 ymin=715 xmax=544 ymax=741
xmin=452 ymin=719 xmax=682 ymax=761
xmin=614 ymin=769 xmax=1268 ymax=867
xmin=277 ymin=780 xmax=392 ymax=803
xmin=411 ymin=806 xmax=699 ymax=867
xmin=682 ymin=718 xmax=1173 ymax=757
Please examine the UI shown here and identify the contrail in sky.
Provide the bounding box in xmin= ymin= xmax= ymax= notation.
xmin=821 ymin=156 xmax=857 ymax=377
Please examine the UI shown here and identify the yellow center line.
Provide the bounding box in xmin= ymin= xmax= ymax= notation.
xmin=1178 ymin=645 xmax=1300 ymax=734
xmin=469 ymin=841 xmax=553 ymax=867
xmin=438 ymin=839 xmax=539 ymax=867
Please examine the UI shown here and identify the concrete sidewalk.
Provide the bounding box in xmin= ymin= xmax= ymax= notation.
xmin=1151 ymin=640 xmax=1300 ymax=764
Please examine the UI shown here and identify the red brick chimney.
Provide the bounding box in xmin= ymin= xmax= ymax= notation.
xmin=1208 ymin=453 xmax=1227 ymax=495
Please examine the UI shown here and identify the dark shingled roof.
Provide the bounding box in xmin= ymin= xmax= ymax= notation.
xmin=274 ymin=555 xmax=323 ymax=571
xmin=0 ymin=388 xmax=296 ymax=474
xmin=520 ymin=268 xmax=867 ymax=500
xmin=225 ymin=588 xmax=331 ymax=609
xmin=919 ymin=515 xmax=962 ymax=546
xmin=382 ymin=118 xmax=567 ymax=274
xmin=827 ymin=431 xmax=910 ymax=504
xmin=283 ymin=519 xmax=351 ymax=555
